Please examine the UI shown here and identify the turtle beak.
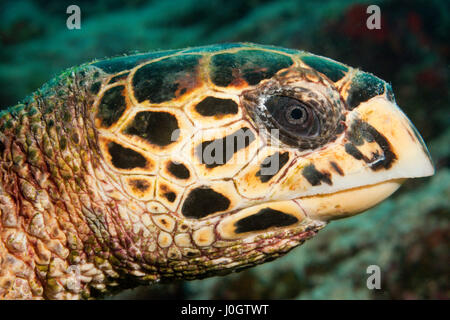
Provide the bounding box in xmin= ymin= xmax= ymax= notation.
xmin=284 ymin=96 xmax=435 ymax=221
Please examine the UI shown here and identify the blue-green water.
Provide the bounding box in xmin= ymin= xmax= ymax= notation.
xmin=0 ymin=0 xmax=448 ymax=299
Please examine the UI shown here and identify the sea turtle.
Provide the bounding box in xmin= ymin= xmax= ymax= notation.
xmin=0 ymin=43 xmax=434 ymax=299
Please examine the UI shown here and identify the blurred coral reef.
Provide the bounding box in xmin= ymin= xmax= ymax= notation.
xmin=0 ymin=0 xmax=448 ymax=299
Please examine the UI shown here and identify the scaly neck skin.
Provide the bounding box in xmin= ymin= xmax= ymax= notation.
xmin=0 ymin=70 xmax=126 ymax=299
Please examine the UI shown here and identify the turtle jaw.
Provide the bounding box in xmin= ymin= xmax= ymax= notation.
xmin=296 ymin=178 xmax=405 ymax=221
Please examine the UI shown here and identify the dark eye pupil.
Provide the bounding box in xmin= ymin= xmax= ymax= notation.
xmin=289 ymin=107 xmax=304 ymax=120
xmin=285 ymin=104 xmax=309 ymax=126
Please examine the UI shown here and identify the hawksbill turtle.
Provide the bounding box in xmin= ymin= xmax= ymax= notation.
xmin=0 ymin=43 xmax=434 ymax=299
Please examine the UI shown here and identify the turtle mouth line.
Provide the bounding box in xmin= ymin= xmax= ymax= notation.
xmin=294 ymin=178 xmax=406 ymax=221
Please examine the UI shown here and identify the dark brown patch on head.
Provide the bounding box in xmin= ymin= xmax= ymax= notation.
xmin=160 ymin=184 xmax=177 ymax=202
xmin=195 ymin=127 xmax=255 ymax=168
xmin=330 ymin=161 xmax=344 ymax=176
xmin=132 ymin=54 xmax=201 ymax=103
xmin=347 ymin=119 xmax=375 ymax=146
xmin=182 ymin=187 xmax=230 ymax=219
xmin=210 ymin=50 xmax=293 ymax=87
xmin=301 ymin=55 xmax=349 ymax=82
xmin=164 ymin=192 xmax=176 ymax=202
xmin=302 ymin=164 xmax=332 ymax=186
xmin=234 ymin=208 xmax=299 ymax=233
xmin=107 ymin=142 xmax=147 ymax=169
xmin=185 ymin=250 xmax=197 ymax=257
xmin=96 ymin=85 xmax=126 ymax=127
xmin=195 ymin=97 xmax=238 ymax=117
xmin=71 ymin=133 xmax=80 ymax=144
xmin=90 ymin=81 xmax=101 ymax=94
xmin=109 ymin=72 xmax=129 ymax=84
xmin=335 ymin=120 xmax=346 ymax=135
xmin=346 ymin=72 xmax=386 ymax=110
xmin=256 ymin=152 xmax=290 ymax=183
xmin=160 ymin=218 xmax=170 ymax=228
xmin=345 ymin=143 xmax=365 ymax=161
xmin=129 ymin=179 xmax=150 ymax=192
xmin=167 ymin=161 xmax=190 ymax=180
xmin=345 ymin=119 xmax=397 ymax=170
xmin=124 ymin=111 xmax=179 ymax=146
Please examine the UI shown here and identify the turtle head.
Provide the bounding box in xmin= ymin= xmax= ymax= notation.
xmin=91 ymin=46 xmax=434 ymax=283
xmin=0 ymin=44 xmax=434 ymax=299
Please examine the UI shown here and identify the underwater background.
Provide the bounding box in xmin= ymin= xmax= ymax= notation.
xmin=0 ymin=0 xmax=448 ymax=299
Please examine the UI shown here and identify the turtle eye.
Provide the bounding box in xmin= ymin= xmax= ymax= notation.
xmin=265 ymin=95 xmax=320 ymax=137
